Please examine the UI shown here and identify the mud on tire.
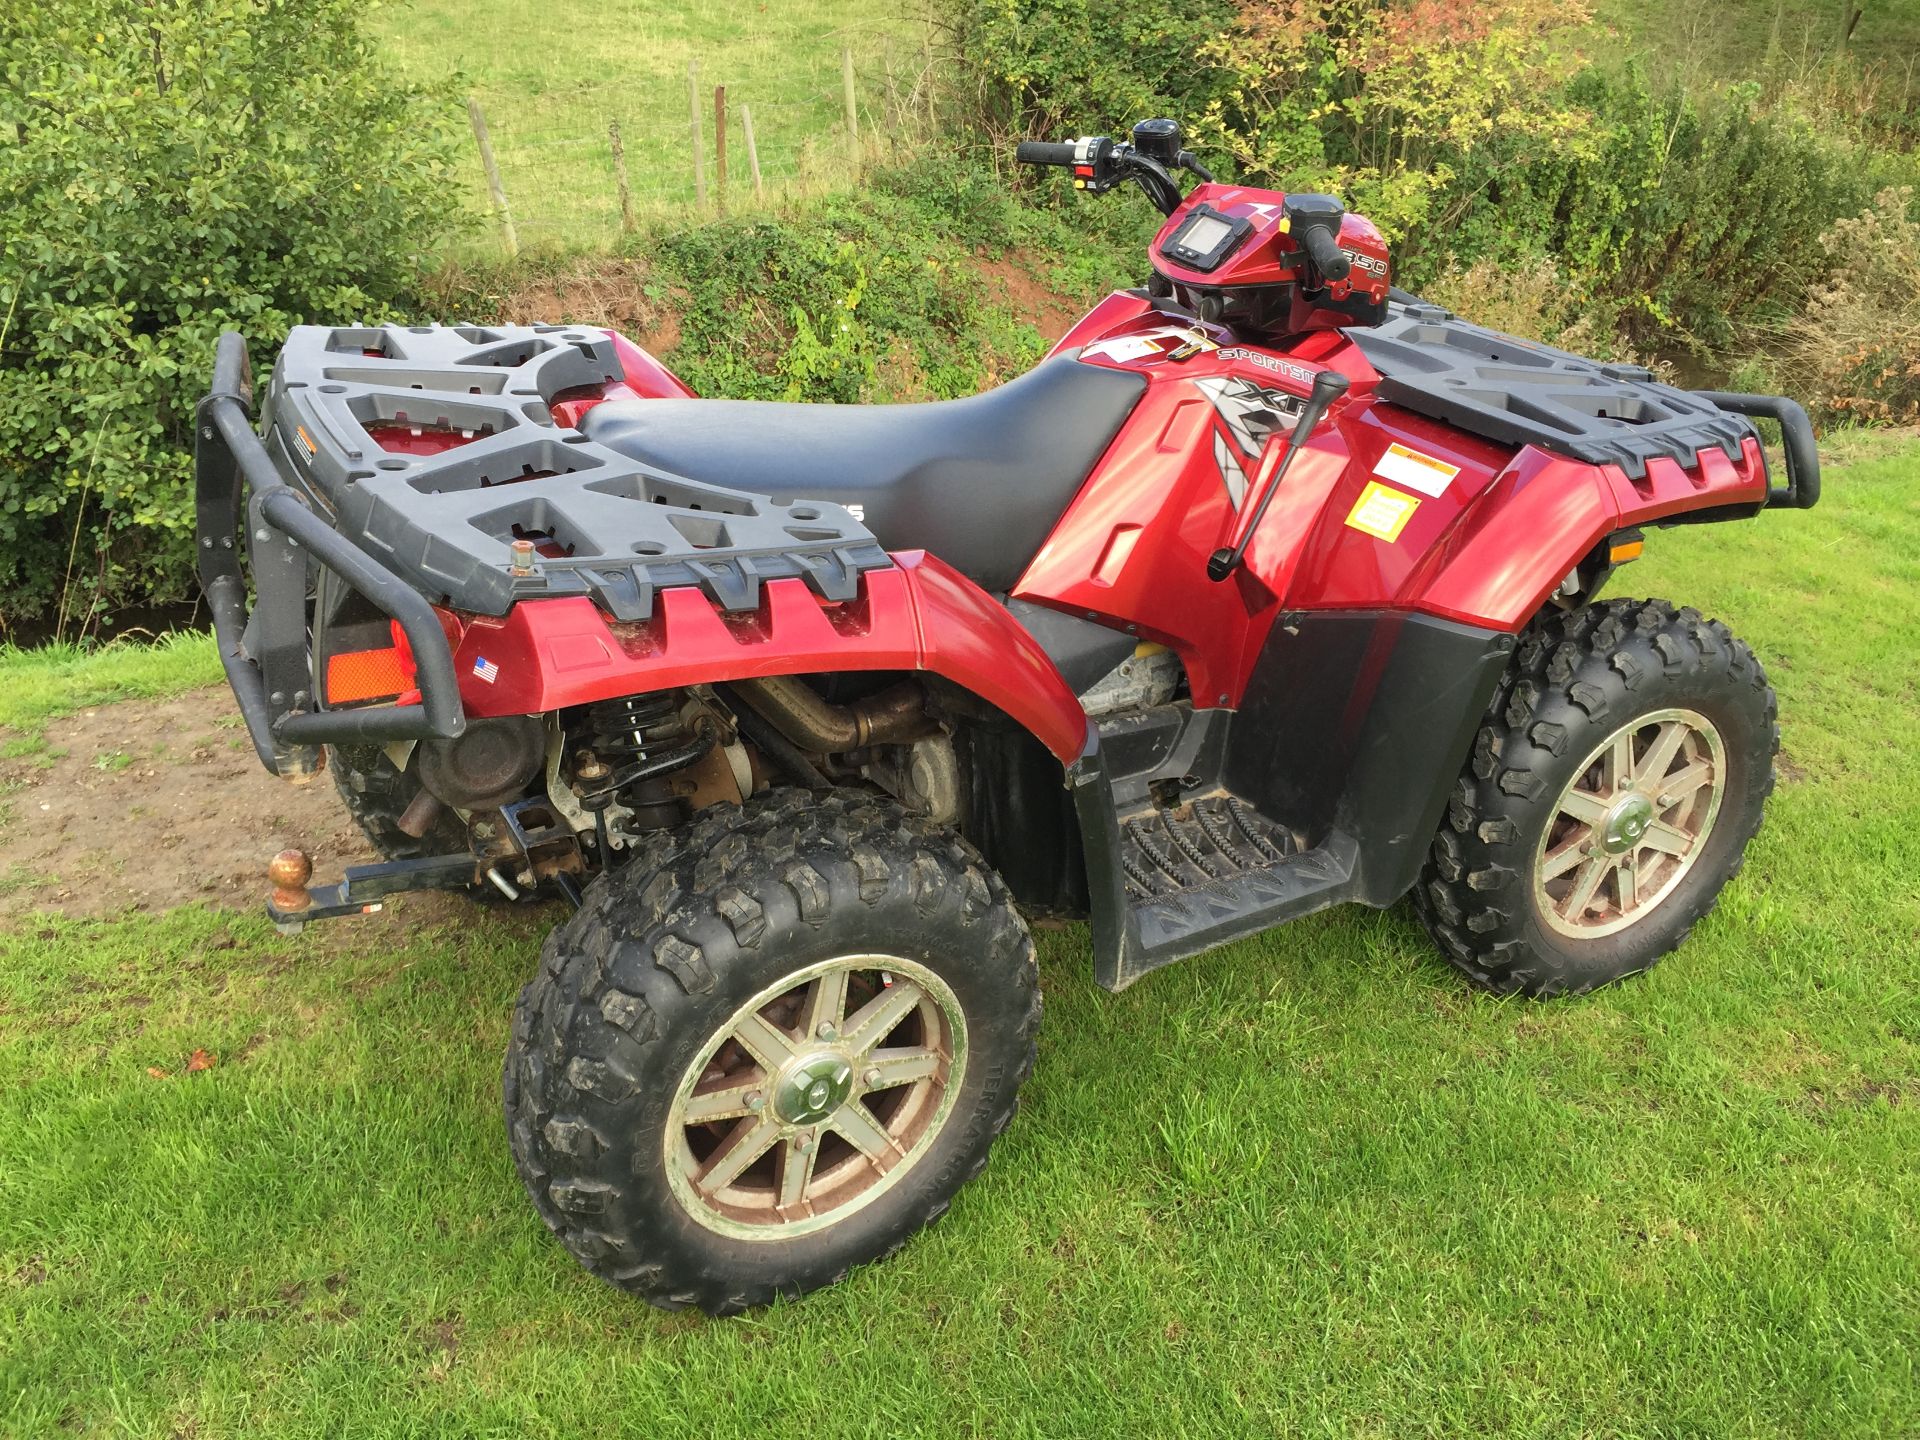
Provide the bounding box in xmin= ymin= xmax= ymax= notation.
xmin=1412 ymin=598 xmax=1779 ymax=998
xmin=502 ymin=788 xmax=1040 ymax=1315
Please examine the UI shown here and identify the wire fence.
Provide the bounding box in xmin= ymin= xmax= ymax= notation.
xmin=456 ymin=37 xmax=936 ymax=253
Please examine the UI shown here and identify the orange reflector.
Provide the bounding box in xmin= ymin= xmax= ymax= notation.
xmin=326 ymin=646 xmax=412 ymax=704
xmin=1609 ymin=539 xmax=1645 ymax=563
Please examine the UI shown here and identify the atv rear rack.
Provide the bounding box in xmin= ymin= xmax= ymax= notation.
xmin=196 ymin=326 xmax=889 ymax=777
xmin=197 ymin=332 xmax=467 ymax=774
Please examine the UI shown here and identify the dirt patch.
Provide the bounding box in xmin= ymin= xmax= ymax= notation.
xmin=0 ymin=686 xmax=390 ymax=921
xmin=975 ymin=254 xmax=1090 ymax=343
xmin=440 ymin=255 xmax=685 ymax=357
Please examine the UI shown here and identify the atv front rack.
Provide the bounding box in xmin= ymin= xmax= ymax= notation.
xmin=197 ymin=332 xmax=468 ymax=774
xmin=1354 ymin=302 xmax=1822 ymax=506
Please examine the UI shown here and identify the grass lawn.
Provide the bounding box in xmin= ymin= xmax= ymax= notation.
xmin=376 ymin=0 xmax=923 ymax=251
xmin=1589 ymin=0 xmax=1920 ymax=81
xmin=2 ymin=434 xmax=1917 ymax=1436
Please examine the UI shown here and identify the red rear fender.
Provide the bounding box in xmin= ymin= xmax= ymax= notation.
xmin=451 ymin=552 xmax=1091 ymax=763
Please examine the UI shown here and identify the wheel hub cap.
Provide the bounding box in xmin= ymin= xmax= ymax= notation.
xmin=1602 ymin=794 xmax=1655 ymax=854
xmin=774 ymin=1052 xmax=855 ymax=1124
xmin=664 ymin=954 xmax=967 ymax=1241
xmin=1531 ymin=706 xmax=1728 ymax=939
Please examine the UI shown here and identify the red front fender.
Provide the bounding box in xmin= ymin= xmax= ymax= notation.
xmin=450 ymin=552 xmax=1092 ymax=763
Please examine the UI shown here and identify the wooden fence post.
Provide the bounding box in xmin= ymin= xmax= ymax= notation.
xmin=714 ymin=85 xmax=728 ymax=215
xmin=609 ymin=119 xmax=636 ymax=235
xmin=842 ymin=46 xmax=859 ymax=162
xmin=740 ymin=104 xmax=764 ymax=200
xmin=923 ymin=27 xmax=937 ymax=123
xmin=466 ymin=96 xmax=518 ymax=257
xmin=688 ymin=60 xmax=707 ymax=208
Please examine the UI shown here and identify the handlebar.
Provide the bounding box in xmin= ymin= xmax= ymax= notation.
xmin=1300 ymin=225 xmax=1351 ymax=283
xmin=1015 ymin=140 xmax=1079 ymax=167
xmin=1015 ymin=127 xmax=1195 ymax=216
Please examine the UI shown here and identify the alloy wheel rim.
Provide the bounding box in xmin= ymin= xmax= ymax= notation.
xmin=663 ymin=954 xmax=967 ymax=1240
xmin=1532 ymin=707 xmax=1727 ymax=939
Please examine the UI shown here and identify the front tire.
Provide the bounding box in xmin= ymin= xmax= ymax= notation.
xmin=1413 ymin=598 xmax=1778 ymax=997
xmin=503 ymin=789 xmax=1040 ymax=1314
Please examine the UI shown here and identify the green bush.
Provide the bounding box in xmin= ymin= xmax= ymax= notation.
xmin=0 ymin=0 xmax=454 ymax=634
xmin=943 ymin=0 xmax=1233 ymax=142
xmin=1779 ymin=187 xmax=1920 ymax=425
xmin=1471 ymin=71 xmax=1884 ymax=350
xmin=947 ymin=0 xmax=1915 ymax=365
xmin=645 ymin=171 xmax=1140 ymax=404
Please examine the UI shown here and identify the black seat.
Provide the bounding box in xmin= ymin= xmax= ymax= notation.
xmin=580 ymin=354 xmax=1145 ymax=592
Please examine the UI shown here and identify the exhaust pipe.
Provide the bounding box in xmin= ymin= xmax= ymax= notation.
xmin=731 ymin=676 xmax=934 ymax=753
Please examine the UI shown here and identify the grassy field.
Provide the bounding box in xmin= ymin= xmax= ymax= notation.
xmin=378 ymin=0 xmax=1920 ymax=254
xmin=1590 ymin=0 xmax=1920 ymax=82
xmin=2 ymin=432 xmax=1916 ymax=1436
xmin=376 ymin=0 xmax=923 ymax=251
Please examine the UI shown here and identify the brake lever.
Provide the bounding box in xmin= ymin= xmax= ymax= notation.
xmin=1178 ymin=151 xmax=1215 ymax=184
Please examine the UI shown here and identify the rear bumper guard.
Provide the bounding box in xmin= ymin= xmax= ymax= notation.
xmin=195 ymin=331 xmax=467 ymax=775
xmin=1693 ymin=391 xmax=1821 ymax=510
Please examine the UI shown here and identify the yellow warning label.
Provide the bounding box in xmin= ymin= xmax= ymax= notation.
xmin=1344 ymin=481 xmax=1421 ymax=542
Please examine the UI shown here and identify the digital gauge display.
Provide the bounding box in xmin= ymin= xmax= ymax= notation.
xmin=1159 ymin=204 xmax=1253 ymax=273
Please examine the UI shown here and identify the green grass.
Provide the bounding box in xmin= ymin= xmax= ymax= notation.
xmin=0 ymin=633 xmax=220 ymax=736
xmin=1 ymin=436 xmax=1915 ymax=1435
xmin=1589 ymin=0 xmax=1920 ymax=84
xmin=377 ymin=0 xmax=923 ymax=251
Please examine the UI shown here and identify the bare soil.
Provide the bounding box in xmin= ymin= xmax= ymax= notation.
xmin=0 ymin=686 xmax=399 ymax=921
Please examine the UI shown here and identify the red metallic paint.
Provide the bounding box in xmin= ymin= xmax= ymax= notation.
xmin=1150 ymin=185 xmax=1392 ymax=312
xmin=450 ymin=264 xmax=1768 ymax=751
xmin=1014 ymin=296 xmax=1773 ymax=707
xmin=604 ymin=330 xmax=696 ymax=400
xmin=545 ymin=333 xmax=695 ymax=429
xmin=452 ymin=553 xmax=1091 ymax=763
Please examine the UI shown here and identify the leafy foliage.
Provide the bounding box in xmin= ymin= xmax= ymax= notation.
xmin=944 ymin=0 xmax=1235 ymax=142
xmin=1474 ymin=71 xmax=1886 ymax=349
xmin=947 ymin=0 xmax=1917 ymax=361
xmin=1198 ymin=0 xmax=1596 ymax=245
xmin=614 ymin=168 xmax=1136 ymax=404
xmin=1780 ymin=188 xmax=1920 ymax=425
xmin=0 ymin=0 xmax=454 ymax=633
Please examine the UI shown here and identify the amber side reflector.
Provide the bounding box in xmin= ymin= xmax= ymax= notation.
xmin=326 ymin=646 xmax=412 ymax=704
xmin=1609 ymin=539 xmax=1645 ymax=564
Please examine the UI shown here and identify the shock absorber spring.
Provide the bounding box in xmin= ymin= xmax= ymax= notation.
xmin=574 ymin=691 xmax=717 ymax=836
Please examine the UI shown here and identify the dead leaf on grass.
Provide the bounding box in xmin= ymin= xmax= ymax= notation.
xmin=186 ymin=1048 xmax=216 ymax=1073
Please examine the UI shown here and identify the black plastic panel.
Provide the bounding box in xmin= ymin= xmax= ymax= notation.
xmin=1351 ymin=303 xmax=1761 ymax=479
xmin=1227 ymin=610 xmax=1512 ymax=905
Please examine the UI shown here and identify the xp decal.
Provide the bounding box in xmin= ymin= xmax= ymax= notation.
xmin=1194 ymin=374 xmax=1307 ymax=508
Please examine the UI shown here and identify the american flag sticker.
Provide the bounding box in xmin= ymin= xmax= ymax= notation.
xmin=472 ymin=655 xmax=500 ymax=684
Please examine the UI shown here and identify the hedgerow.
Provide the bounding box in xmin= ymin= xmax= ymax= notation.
xmin=0 ymin=0 xmax=453 ymax=634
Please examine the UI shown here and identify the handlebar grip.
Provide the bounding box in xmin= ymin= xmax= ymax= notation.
xmin=1015 ymin=141 xmax=1078 ymax=167
xmin=1302 ymin=225 xmax=1351 ymax=282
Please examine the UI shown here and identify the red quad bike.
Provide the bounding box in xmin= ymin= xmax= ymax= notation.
xmin=198 ymin=119 xmax=1820 ymax=1313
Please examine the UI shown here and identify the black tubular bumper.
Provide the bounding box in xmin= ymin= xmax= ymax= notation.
xmin=1694 ymin=391 xmax=1822 ymax=509
xmin=195 ymin=331 xmax=466 ymax=775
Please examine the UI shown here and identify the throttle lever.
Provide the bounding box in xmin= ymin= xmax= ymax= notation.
xmin=1208 ymin=368 xmax=1351 ymax=582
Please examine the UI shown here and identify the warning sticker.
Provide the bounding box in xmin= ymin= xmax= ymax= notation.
xmin=1372 ymin=442 xmax=1459 ymax=498
xmin=1345 ymin=481 xmax=1421 ymax=542
xmin=1081 ymin=333 xmax=1167 ymax=364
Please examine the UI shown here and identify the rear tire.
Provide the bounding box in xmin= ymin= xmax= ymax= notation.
xmin=503 ymin=788 xmax=1040 ymax=1314
xmin=1413 ymin=598 xmax=1778 ymax=997
xmin=326 ymin=743 xmax=470 ymax=860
